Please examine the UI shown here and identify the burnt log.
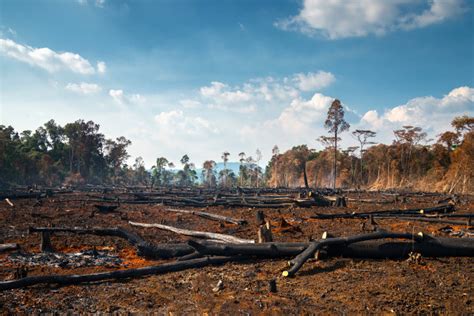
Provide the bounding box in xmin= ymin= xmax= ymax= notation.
xmin=0 ymin=256 xmax=240 ymax=291
xmin=283 ymin=231 xmax=424 ymax=277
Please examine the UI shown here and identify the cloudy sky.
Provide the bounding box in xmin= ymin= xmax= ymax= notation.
xmin=1 ymin=0 xmax=473 ymax=168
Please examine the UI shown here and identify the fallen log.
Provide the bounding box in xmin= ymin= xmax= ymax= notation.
xmin=310 ymin=204 xmax=456 ymax=220
xmin=0 ymin=256 xmax=239 ymax=291
xmin=164 ymin=208 xmax=247 ymax=225
xmin=182 ymin=237 xmax=474 ymax=260
xmin=188 ymin=240 xmax=306 ymax=257
xmin=29 ymin=227 xmax=146 ymax=246
xmin=372 ymin=216 xmax=472 ymax=226
xmin=128 ymin=221 xmax=255 ymax=244
xmin=27 ymin=226 xmax=474 ymax=261
xmin=283 ymin=231 xmax=424 ymax=277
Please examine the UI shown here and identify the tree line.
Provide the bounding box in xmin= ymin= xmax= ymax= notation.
xmin=1 ymin=105 xmax=473 ymax=192
xmin=266 ymin=100 xmax=473 ymax=193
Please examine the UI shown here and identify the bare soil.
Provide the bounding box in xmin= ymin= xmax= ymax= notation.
xmin=1 ymin=192 xmax=473 ymax=314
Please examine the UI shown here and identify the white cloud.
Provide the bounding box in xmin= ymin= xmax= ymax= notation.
xmin=154 ymin=110 xmax=219 ymax=137
xmin=195 ymin=71 xmax=334 ymax=113
xmin=0 ymin=38 xmax=101 ymax=74
xmin=200 ymin=81 xmax=251 ymax=103
xmin=109 ymin=89 xmax=125 ymax=103
xmin=360 ymin=86 xmax=474 ymax=142
xmin=109 ymin=89 xmax=146 ymax=105
xmin=276 ymin=0 xmax=467 ymax=39
xmin=97 ymin=61 xmax=106 ymax=74
xmin=65 ymin=82 xmax=101 ymax=94
xmin=76 ymin=0 xmax=105 ymax=7
xmin=239 ymin=92 xmax=338 ymax=152
xmin=293 ymin=71 xmax=335 ymax=91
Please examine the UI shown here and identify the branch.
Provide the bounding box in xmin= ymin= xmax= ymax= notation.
xmin=164 ymin=208 xmax=247 ymax=225
xmin=128 ymin=221 xmax=254 ymax=244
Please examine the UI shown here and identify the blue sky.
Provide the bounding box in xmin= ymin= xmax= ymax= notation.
xmin=1 ymin=0 xmax=473 ymax=167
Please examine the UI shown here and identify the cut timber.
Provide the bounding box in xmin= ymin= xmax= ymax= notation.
xmin=129 ymin=221 xmax=254 ymax=244
xmin=258 ymin=221 xmax=273 ymax=243
xmin=5 ymin=198 xmax=14 ymax=207
xmin=256 ymin=211 xmax=273 ymax=243
xmin=164 ymin=208 xmax=247 ymax=225
xmin=0 ymin=243 xmax=19 ymax=253
xmin=40 ymin=232 xmax=54 ymax=253
xmin=0 ymin=256 xmax=240 ymax=291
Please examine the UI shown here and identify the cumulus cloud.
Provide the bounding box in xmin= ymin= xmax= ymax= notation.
xmin=239 ymin=92 xmax=339 ymax=152
xmin=154 ymin=110 xmax=219 ymax=137
xmin=293 ymin=71 xmax=335 ymax=91
xmin=360 ymin=86 xmax=474 ymax=142
xmin=0 ymin=38 xmax=103 ymax=74
xmin=65 ymin=82 xmax=101 ymax=94
xmin=200 ymin=81 xmax=252 ymax=103
xmin=194 ymin=71 xmax=334 ymax=113
xmin=97 ymin=61 xmax=106 ymax=74
xmin=276 ymin=0 xmax=467 ymax=39
xmin=109 ymin=89 xmax=146 ymax=105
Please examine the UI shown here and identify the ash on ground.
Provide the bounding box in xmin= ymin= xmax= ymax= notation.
xmin=3 ymin=249 xmax=122 ymax=268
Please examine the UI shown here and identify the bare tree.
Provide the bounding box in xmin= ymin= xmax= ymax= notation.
xmin=352 ymin=129 xmax=377 ymax=184
xmin=324 ymin=99 xmax=350 ymax=189
xmin=238 ymin=152 xmax=246 ymax=186
xmin=255 ymin=149 xmax=262 ymax=188
xmin=393 ymin=126 xmax=427 ymax=180
xmin=202 ymin=160 xmax=216 ymax=187
xmin=221 ymin=151 xmax=230 ymax=187
xmin=343 ymin=146 xmax=359 ymax=186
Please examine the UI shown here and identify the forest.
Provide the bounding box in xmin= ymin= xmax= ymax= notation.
xmin=1 ymin=102 xmax=472 ymax=193
xmin=0 ymin=113 xmax=473 ymax=193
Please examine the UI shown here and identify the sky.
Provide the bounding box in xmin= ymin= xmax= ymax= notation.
xmin=1 ymin=0 xmax=473 ymax=168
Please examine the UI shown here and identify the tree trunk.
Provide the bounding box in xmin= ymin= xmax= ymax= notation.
xmin=303 ymin=161 xmax=309 ymax=190
xmin=334 ymin=131 xmax=338 ymax=189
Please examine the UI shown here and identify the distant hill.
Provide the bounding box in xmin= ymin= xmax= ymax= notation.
xmin=194 ymin=162 xmax=241 ymax=178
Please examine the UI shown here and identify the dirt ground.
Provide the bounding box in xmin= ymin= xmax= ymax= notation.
xmin=1 ymin=192 xmax=473 ymax=314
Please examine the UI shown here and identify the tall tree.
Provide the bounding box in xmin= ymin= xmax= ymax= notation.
xmin=105 ymin=136 xmax=131 ymax=184
xmin=202 ymin=160 xmax=217 ymax=187
xmin=255 ymin=149 xmax=262 ymax=187
xmin=352 ymin=129 xmax=377 ymax=184
xmin=393 ymin=126 xmax=427 ymax=180
xmin=324 ymin=99 xmax=350 ymax=189
xmin=151 ymin=157 xmax=169 ymax=187
xmin=221 ymin=151 xmax=230 ymax=187
xmin=238 ymin=152 xmax=246 ymax=186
